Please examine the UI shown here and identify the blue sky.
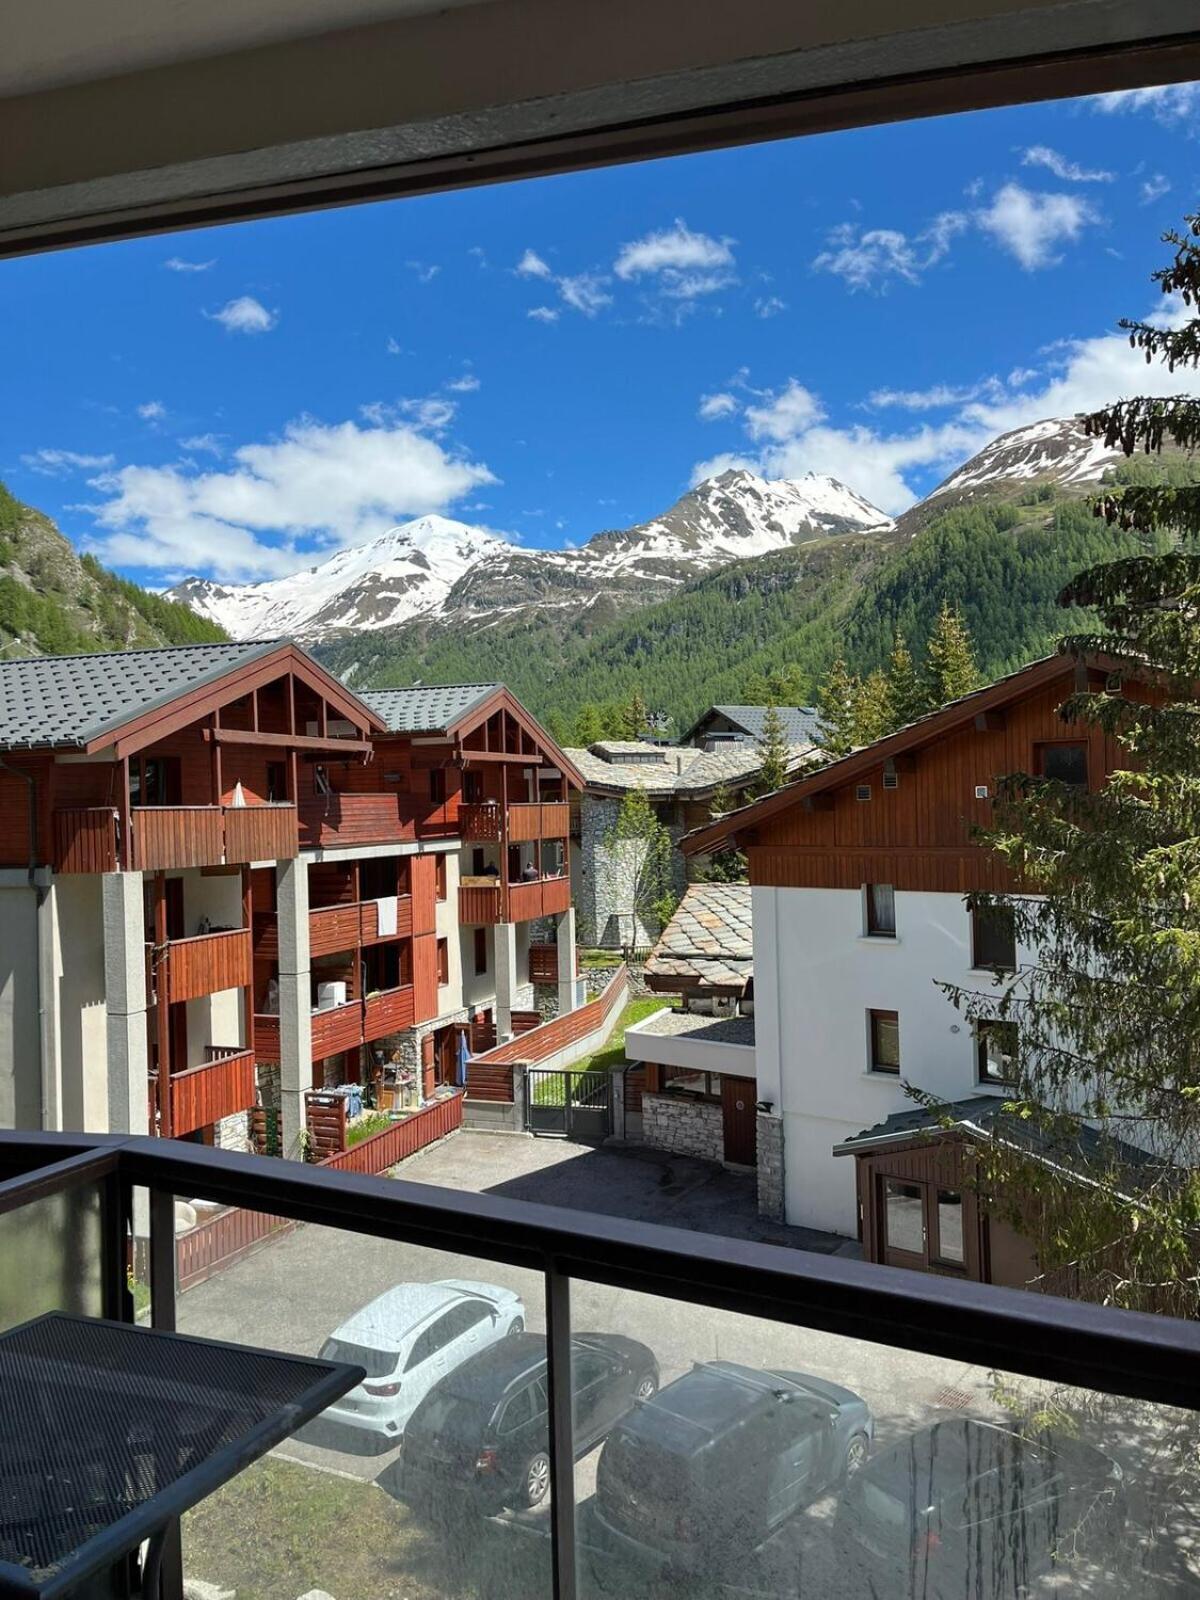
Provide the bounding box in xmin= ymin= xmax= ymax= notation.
xmin=1 ymin=79 xmax=1197 ymax=587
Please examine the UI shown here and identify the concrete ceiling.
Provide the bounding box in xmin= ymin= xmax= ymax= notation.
xmin=2 ymin=0 xmax=1199 ymax=256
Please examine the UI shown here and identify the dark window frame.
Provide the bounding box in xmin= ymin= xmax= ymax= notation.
xmin=868 ymin=1009 xmax=900 ymax=1075
xmin=1034 ymin=739 xmax=1090 ymax=789
xmin=971 ymin=903 xmax=1017 ymax=973
xmin=865 ymin=883 xmax=896 ymax=937
xmin=976 ymin=1018 xmax=1018 ymax=1086
xmin=436 ymin=937 xmax=449 ymax=985
xmin=473 ymin=927 xmax=488 ymax=977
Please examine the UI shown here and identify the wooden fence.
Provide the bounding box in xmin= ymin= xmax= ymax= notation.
xmin=465 ymin=965 xmax=628 ymax=1103
xmin=319 ymin=1090 xmax=463 ymax=1174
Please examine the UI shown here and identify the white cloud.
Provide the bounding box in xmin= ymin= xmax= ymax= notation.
xmin=206 ymin=296 xmax=277 ymax=334
xmin=866 ymin=380 xmax=1004 ymax=411
xmin=1141 ymin=173 xmax=1173 ymax=205
xmin=813 ymin=211 xmax=966 ymax=292
xmin=516 ymin=249 xmax=552 ymax=279
xmin=613 ymin=220 xmax=736 ymax=299
xmin=1020 ymin=145 xmax=1114 ymax=182
xmin=754 ymin=295 xmax=787 ymax=319
xmin=21 ymin=448 xmax=116 ymax=477
xmin=178 ymin=434 xmax=223 ymax=456
xmin=975 ymin=183 xmax=1098 ymax=270
xmin=445 ymin=373 xmax=481 ymax=393
xmin=698 ymin=392 xmax=738 ymax=421
xmin=557 ymin=274 xmax=612 ymax=316
xmin=137 ymin=400 xmax=167 ymax=422
xmin=689 ymin=296 xmax=1190 ymax=515
xmin=406 ymin=260 xmax=440 ymax=284
xmin=468 ymin=246 xmax=489 ymax=268
xmin=386 ymin=337 xmax=404 ymax=356
xmin=1092 ymin=83 xmax=1199 ymax=124
xmin=527 ymin=306 xmax=560 ymax=323
xmin=84 ymin=415 xmax=496 ymax=581
xmin=165 ymin=257 xmax=215 ymax=272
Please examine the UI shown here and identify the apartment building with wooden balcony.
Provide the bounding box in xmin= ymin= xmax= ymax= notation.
xmin=0 ymin=648 xmax=582 ymax=1159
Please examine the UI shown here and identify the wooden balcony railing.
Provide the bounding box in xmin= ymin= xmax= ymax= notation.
xmin=311 ymin=999 xmax=366 ymax=1060
xmin=508 ymin=875 xmax=571 ymax=922
xmin=508 ymin=802 xmax=570 ymax=842
xmin=364 ymin=984 xmax=415 ymax=1042
xmin=130 ymin=804 xmax=296 ymax=872
xmin=528 ymin=943 xmax=559 ymax=984
xmin=165 ymin=928 xmax=252 ymax=1004
xmin=52 ymin=807 xmax=118 ymax=874
xmin=253 ymin=1013 xmax=281 ymax=1063
xmin=459 ymin=881 xmax=503 ymax=925
xmin=458 ymin=803 xmax=503 ymax=842
xmin=298 ymin=793 xmax=417 ymax=848
xmin=255 ymin=895 xmax=414 ymax=961
xmin=170 ymin=1047 xmax=256 ymax=1138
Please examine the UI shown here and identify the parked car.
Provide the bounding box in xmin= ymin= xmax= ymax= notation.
xmin=833 ymin=1417 xmax=1126 ymax=1600
xmin=588 ymin=1360 xmax=872 ymax=1581
xmin=391 ymin=1331 xmax=659 ymax=1513
xmin=314 ymin=1279 xmax=525 ymax=1449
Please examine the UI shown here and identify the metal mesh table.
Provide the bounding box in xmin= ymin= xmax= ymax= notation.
xmin=0 ymin=1313 xmax=364 ymax=1599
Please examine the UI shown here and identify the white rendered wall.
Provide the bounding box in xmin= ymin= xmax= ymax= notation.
xmin=55 ymin=875 xmax=107 ymax=1131
xmin=753 ymin=884 xmax=1022 ymax=1238
xmin=436 ymin=849 xmax=464 ymax=1015
xmin=0 ymin=885 xmax=45 ymax=1128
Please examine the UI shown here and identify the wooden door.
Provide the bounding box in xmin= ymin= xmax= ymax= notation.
xmin=879 ymin=1177 xmax=930 ymax=1270
xmin=421 ymin=1034 xmax=436 ymax=1100
xmin=721 ymin=1076 xmax=757 ymax=1166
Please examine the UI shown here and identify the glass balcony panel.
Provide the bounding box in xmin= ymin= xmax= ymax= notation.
xmin=0 ymin=1183 xmax=103 ymax=1332
xmin=569 ymin=1280 xmax=1198 ymax=1600
xmin=170 ymin=1206 xmax=550 ymax=1600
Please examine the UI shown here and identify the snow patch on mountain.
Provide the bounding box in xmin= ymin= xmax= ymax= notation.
xmin=927 ymin=418 xmax=1123 ymax=502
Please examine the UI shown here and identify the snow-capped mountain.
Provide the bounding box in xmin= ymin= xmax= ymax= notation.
xmin=168 ymin=469 xmax=892 ymax=642
xmin=927 ymin=418 xmax=1123 ymax=504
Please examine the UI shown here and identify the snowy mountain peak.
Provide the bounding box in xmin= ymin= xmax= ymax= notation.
xmin=927 ymin=417 xmax=1123 ymax=503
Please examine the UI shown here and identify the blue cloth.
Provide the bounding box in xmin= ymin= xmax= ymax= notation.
xmin=456 ymin=1033 xmax=470 ymax=1087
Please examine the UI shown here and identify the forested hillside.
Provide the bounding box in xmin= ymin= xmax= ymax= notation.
xmin=321 ymin=464 xmax=1175 ymax=735
xmin=0 ymin=481 xmax=228 ymax=656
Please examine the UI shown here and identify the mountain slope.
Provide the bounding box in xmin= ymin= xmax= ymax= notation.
xmin=167 ymin=469 xmax=893 ymax=643
xmin=0 ymin=481 xmax=228 ymax=657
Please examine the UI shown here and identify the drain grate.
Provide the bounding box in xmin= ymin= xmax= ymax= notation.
xmin=931 ymin=1385 xmax=974 ymax=1410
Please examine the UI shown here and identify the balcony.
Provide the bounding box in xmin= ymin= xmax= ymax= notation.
xmin=508 ymin=874 xmax=571 ymax=922
xmin=52 ymin=806 xmax=118 ymax=873
xmin=164 ymin=929 xmax=252 ymax=1005
xmin=255 ymin=897 xmax=414 ymax=960
xmin=508 ymin=801 xmax=570 ymax=842
xmin=310 ymin=999 xmax=365 ymax=1060
xmin=168 ymin=1048 xmax=256 ymax=1137
xmin=363 ymin=983 xmax=415 ymax=1041
xmin=458 ymin=802 xmax=503 ymax=842
xmin=458 ymin=879 xmax=503 ymax=924
xmin=298 ymin=793 xmax=417 ymax=849
xmin=0 ymin=1131 xmax=1195 ymax=1600
xmin=129 ymin=804 xmax=297 ymax=872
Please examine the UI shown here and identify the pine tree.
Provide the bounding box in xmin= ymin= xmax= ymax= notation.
xmin=601 ymin=788 xmax=676 ymax=949
xmin=621 ymin=689 xmax=649 ymax=740
xmin=573 ymin=704 xmax=604 ymax=746
xmin=886 ymin=634 xmax=925 ymax=727
xmin=924 ymin=602 xmax=979 ymax=708
xmin=853 ymin=669 xmax=894 ymax=745
xmin=816 ymin=657 xmax=861 ymax=756
xmin=695 ymin=781 xmax=748 ymax=883
xmin=752 ymin=703 xmax=791 ymax=798
xmin=941 ymin=213 xmax=1200 ymax=1315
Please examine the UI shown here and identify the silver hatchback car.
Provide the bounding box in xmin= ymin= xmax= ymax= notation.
xmin=317 ymin=1279 xmax=526 ymax=1447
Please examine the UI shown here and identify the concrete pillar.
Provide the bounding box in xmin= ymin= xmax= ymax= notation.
xmin=276 ymin=857 xmax=311 ymax=1160
xmin=495 ymin=921 xmax=518 ymax=1043
xmin=103 ymin=871 xmax=149 ymax=1136
xmin=36 ymin=875 xmax=61 ymax=1131
xmin=556 ymin=906 xmax=577 ymax=1016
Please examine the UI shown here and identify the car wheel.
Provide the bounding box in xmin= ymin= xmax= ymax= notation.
xmin=635 ymin=1373 xmax=658 ymax=1402
xmin=506 ymin=1316 xmax=525 ymax=1337
xmin=521 ymin=1450 xmax=551 ymax=1507
xmin=844 ymin=1433 xmax=870 ymax=1477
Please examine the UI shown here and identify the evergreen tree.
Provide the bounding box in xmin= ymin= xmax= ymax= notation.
xmin=886 ymin=633 xmax=925 ymax=726
xmin=573 ymin=704 xmax=605 ymax=746
xmin=620 ymin=689 xmax=649 ymax=740
xmin=752 ymin=703 xmax=791 ymax=798
xmin=924 ymin=601 xmax=979 ymax=707
xmin=816 ymin=657 xmax=861 ymax=756
xmin=853 ymin=669 xmax=894 ymax=745
xmin=941 ymin=214 xmax=1200 ymax=1315
xmin=695 ymin=781 xmax=748 ymax=883
xmin=601 ymin=789 xmax=676 ymax=949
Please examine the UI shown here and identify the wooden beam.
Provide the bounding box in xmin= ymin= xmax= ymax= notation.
xmin=203 ymin=728 xmax=373 ymax=754
xmin=459 ymin=750 xmax=539 ymax=766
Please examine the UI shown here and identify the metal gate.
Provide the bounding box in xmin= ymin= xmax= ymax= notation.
xmin=526 ymin=1068 xmax=612 ymax=1141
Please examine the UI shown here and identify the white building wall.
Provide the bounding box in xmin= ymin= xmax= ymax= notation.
xmin=55 ymin=876 xmax=107 ymax=1131
xmin=754 ymin=884 xmax=1022 ymax=1238
xmin=0 ymin=885 xmax=47 ymax=1129
xmin=436 ymin=849 xmax=465 ymax=1015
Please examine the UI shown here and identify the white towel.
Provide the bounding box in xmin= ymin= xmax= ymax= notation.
xmin=375 ymin=895 xmax=398 ymax=937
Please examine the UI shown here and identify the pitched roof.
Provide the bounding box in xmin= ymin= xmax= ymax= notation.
xmin=565 ymin=739 xmax=816 ymax=798
xmin=685 ymin=705 xmax=825 ymax=746
xmin=833 ymin=1095 xmax=1157 ymax=1175
xmin=358 ymin=683 xmax=500 ymax=735
xmin=682 ymin=653 xmax=1079 ymax=856
xmin=0 ymin=640 xmax=285 ymax=750
xmin=645 ymin=882 xmax=753 ymax=992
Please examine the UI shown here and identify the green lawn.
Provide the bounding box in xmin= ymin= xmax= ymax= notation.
xmin=529 ymin=996 xmax=670 ymax=1106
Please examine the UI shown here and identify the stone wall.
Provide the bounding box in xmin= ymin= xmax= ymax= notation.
xmin=257 ymin=1061 xmax=280 ymax=1112
xmin=213 ymin=1110 xmax=252 ymax=1154
xmin=642 ymin=1092 xmax=723 ymax=1162
xmin=577 ymin=793 xmax=691 ymax=950
xmin=757 ymin=1111 xmax=784 ymax=1221
xmin=385 ymin=1008 xmax=471 ymax=1074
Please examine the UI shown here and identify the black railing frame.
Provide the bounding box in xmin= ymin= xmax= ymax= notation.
xmin=0 ymin=1129 xmax=1199 ymax=1600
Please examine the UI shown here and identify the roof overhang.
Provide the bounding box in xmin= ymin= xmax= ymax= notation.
xmin=2 ymin=2 xmax=1199 ymax=256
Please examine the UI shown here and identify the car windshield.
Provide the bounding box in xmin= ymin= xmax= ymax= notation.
xmin=318 ymin=1336 xmax=396 ymax=1379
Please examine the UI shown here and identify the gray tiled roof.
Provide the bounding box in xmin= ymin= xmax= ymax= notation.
xmin=359 ymin=683 xmax=500 ymax=734
xmin=690 ymin=705 xmax=825 ymax=746
xmin=0 ymin=640 xmax=283 ymax=750
xmin=646 ymin=883 xmax=753 ymax=992
xmin=834 ymin=1096 xmax=1157 ymax=1173
xmin=565 ymin=739 xmax=816 ymax=797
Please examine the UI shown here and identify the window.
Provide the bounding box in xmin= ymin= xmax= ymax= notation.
xmin=868 ymin=1010 xmax=900 ymax=1074
xmin=935 ymin=1190 xmax=965 ymax=1266
xmin=883 ymin=1180 xmax=923 ymax=1254
xmin=463 ymin=770 xmax=484 ymax=804
xmin=498 ymin=1386 xmax=537 ymax=1434
xmin=129 ymin=755 xmax=181 ymax=806
xmin=473 ymin=927 xmax=488 ymax=976
xmin=406 ymin=1311 xmax=455 ymax=1370
xmin=266 ymin=761 xmax=287 ymax=802
xmin=435 ymin=854 xmax=447 ymax=901
xmin=661 ymin=1066 xmax=719 ymax=1101
xmin=977 ymin=1019 xmax=1017 ymax=1085
xmin=429 ymin=768 xmax=447 ymax=803
xmin=1035 ymin=740 xmax=1089 ymax=788
xmin=865 ymin=884 xmax=896 ymax=937
xmin=971 ymin=903 xmax=1016 ymax=972
xmin=437 ymin=937 xmax=449 ymax=985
